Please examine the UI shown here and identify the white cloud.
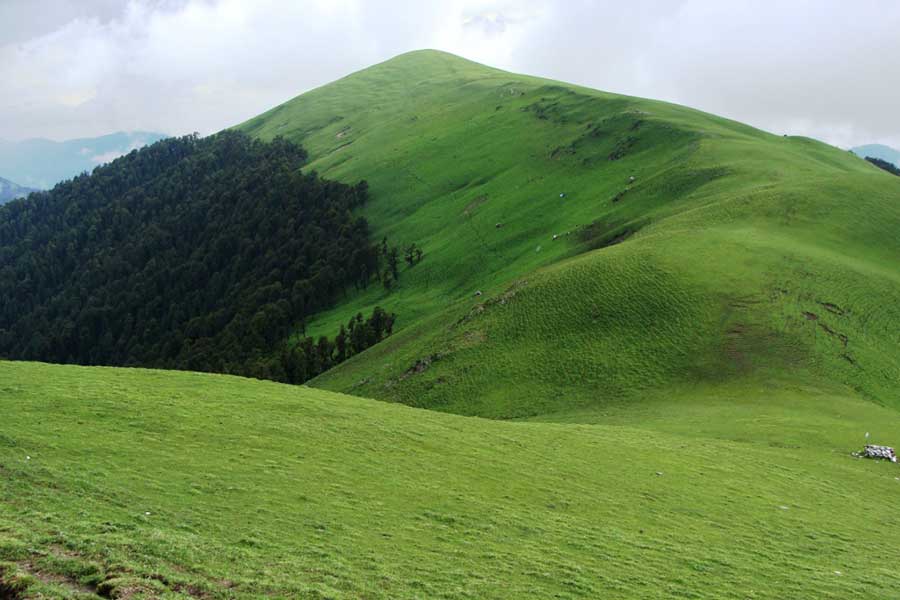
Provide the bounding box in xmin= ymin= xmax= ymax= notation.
xmin=89 ymin=150 xmax=126 ymax=164
xmin=0 ymin=0 xmax=898 ymax=149
xmin=0 ymin=0 xmax=380 ymax=140
xmin=89 ymin=136 xmax=153 ymax=165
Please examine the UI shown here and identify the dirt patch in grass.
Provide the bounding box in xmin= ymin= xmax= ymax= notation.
xmin=0 ymin=565 xmax=26 ymax=600
xmin=0 ymin=559 xmax=98 ymax=599
xmin=817 ymin=301 xmax=846 ymax=316
xmin=724 ymin=323 xmax=751 ymax=373
xmin=21 ymin=561 xmax=98 ymax=596
xmin=463 ymin=194 xmax=488 ymax=217
xmin=454 ymin=279 xmax=529 ymax=327
xmin=461 ymin=330 xmax=486 ymax=348
xmin=818 ymin=322 xmax=849 ymax=347
xmin=611 ymin=188 xmax=630 ymax=203
xmin=325 ymin=140 xmax=354 ymax=156
xmin=400 ymin=353 xmax=445 ymax=380
xmin=608 ymin=136 xmax=638 ymax=161
xmin=580 ymin=220 xmax=643 ymax=251
xmin=549 ymin=145 xmax=576 ymax=160
xmin=1 ymin=546 xmax=225 ymax=600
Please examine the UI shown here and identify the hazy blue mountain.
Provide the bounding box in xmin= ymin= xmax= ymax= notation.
xmin=851 ymin=143 xmax=900 ymax=167
xmin=0 ymin=131 xmax=167 ymax=189
xmin=0 ymin=176 xmax=39 ymax=205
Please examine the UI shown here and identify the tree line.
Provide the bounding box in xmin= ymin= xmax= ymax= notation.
xmin=0 ymin=131 xmax=418 ymax=382
xmin=273 ymin=306 xmax=396 ymax=384
xmin=865 ymin=156 xmax=900 ymax=176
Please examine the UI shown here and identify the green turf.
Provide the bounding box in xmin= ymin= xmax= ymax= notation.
xmin=2 ymin=361 xmax=900 ymax=599
xmin=238 ymin=50 xmax=899 ymax=419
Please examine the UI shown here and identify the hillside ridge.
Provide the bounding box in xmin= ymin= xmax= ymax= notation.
xmin=238 ymin=50 xmax=900 ymax=419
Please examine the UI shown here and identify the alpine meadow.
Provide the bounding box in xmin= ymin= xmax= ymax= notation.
xmin=1 ymin=46 xmax=899 ymax=600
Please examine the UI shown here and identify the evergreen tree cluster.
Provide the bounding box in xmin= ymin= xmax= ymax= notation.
xmin=404 ymin=242 xmax=424 ymax=267
xmin=0 ymin=131 xmax=394 ymax=380
xmin=276 ymin=306 xmax=395 ymax=383
xmin=865 ymin=156 xmax=900 ymax=176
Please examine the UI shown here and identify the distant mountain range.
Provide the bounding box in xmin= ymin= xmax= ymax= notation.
xmin=851 ymin=143 xmax=900 ymax=167
xmin=0 ymin=176 xmax=38 ymax=205
xmin=0 ymin=131 xmax=167 ymax=189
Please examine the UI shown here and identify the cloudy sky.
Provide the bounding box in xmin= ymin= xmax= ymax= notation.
xmin=1 ymin=0 xmax=898 ymax=149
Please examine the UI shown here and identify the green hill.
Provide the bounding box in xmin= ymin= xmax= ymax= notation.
xmin=239 ymin=50 xmax=900 ymax=419
xmin=1 ymin=361 xmax=899 ymax=599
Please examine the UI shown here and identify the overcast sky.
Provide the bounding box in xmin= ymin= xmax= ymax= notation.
xmin=1 ymin=0 xmax=898 ymax=149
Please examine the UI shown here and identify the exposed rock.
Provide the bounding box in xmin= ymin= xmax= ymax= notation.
xmin=863 ymin=444 xmax=897 ymax=462
xmin=611 ymin=188 xmax=629 ymax=203
xmin=400 ymin=353 xmax=444 ymax=380
xmin=454 ymin=280 xmax=527 ymax=327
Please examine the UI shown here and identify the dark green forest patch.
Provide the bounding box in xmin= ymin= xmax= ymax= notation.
xmin=0 ymin=132 xmax=397 ymax=382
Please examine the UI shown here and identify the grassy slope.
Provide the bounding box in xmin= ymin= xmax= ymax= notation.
xmin=2 ymin=361 xmax=900 ymax=599
xmin=239 ymin=50 xmax=900 ymax=419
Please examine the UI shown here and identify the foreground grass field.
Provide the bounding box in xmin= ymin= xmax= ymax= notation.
xmin=2 ymin=361 xmax=900 ymax=599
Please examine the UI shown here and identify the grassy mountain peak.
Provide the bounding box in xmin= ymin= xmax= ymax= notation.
xmin=239 ymin=50 xmax=900 ymax=420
